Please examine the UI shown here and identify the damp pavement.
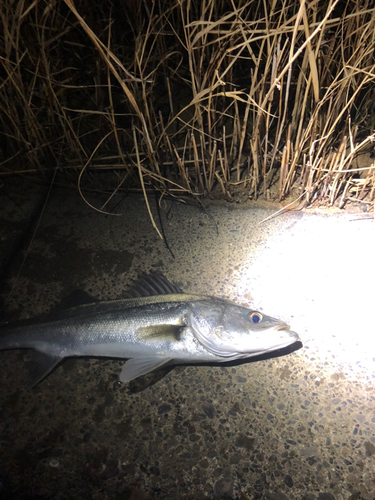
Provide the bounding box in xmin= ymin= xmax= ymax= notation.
xmin=0 ymin=180 xmax=374 ymax=500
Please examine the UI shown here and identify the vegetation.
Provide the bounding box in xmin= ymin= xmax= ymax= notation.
xmin=1 ymin=0 xmax=374 ymax=215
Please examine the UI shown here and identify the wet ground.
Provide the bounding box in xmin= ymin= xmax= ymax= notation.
xmin=0 ymin=180 xmax=374 ymax=500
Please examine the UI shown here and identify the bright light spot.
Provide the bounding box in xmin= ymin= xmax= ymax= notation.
xmin=237 ymin=213 xmax=375 ymax=379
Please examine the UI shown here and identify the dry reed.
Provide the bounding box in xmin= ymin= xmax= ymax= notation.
xmin=0 ymin=0 xmax=374 ymax=218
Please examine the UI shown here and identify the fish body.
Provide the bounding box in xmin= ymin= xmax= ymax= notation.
xmin=0 ymin=274 xmax=300 ymax=386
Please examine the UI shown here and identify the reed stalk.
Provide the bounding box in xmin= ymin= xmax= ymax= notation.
xmin=0 ymin=0 xmax=373 ymax=220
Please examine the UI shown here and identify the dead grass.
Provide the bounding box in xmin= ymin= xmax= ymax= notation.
xmin=0 ymin=0 xmax=374 ymax=217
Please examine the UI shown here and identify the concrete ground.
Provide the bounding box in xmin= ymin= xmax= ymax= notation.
xmin=0 ymin=180 xmax=374 ymax=500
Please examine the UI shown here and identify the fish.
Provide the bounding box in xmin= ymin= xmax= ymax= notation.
xmin=0 ymin=273 xmax=300 ymax=387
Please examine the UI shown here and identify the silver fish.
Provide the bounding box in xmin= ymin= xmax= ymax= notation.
xmin=0 ymin=273 xmax=300 ymax=386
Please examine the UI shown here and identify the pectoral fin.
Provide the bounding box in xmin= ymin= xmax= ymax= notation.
xmin=27 ymin=352 xmax=63 ymax=388
xmin=136 ymin=324 xmax=185 ymax=341
xmin=120 ymin=357 xmax=172 ymax=382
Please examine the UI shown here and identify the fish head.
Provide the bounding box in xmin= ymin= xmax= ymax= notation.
xmin=189 ymin=299 xmax=300 ymax=360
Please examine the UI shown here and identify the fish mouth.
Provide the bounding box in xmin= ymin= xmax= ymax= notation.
xmin=257 ymin=333 xmax=300 ymax=356
xmin=277 ymin=325 xmax=290 ymax=331
xmin=274 ymin=321 xmax=291 ymax=330
xmin=278 ymin=329 xmax=300 ymax=343
xmin=275 ymin=324 xmax=299 ymax=336
xmin=237 ymin=326 xmax=300 ymax=355
xmin=270 ymin=324 xmax=300 ymax=345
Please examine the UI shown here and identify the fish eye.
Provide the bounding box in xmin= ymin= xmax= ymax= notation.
xmin=248 ymin=311 xmax=263 ymax=324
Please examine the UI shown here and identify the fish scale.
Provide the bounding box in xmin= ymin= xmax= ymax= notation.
xmin=0 ymin=273 xmax=301 ymax=387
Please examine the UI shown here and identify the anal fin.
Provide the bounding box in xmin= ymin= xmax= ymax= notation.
xmin=27 ymin=352 xmax=63 ymax=388
xmin=120 ymin=357 xmax=172 ymax=383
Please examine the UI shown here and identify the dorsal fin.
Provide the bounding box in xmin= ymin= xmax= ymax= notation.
xmin=124 ymin=273 xmax=183 ymax=298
